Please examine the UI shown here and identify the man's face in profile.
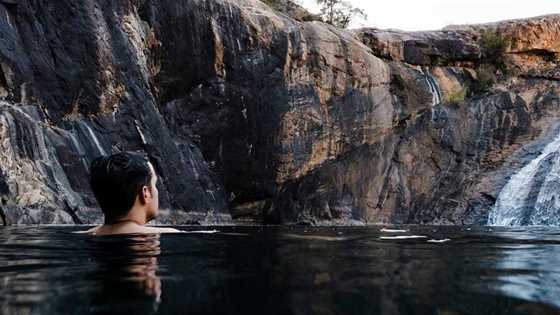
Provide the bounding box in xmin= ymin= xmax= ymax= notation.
xmin=146 ymin=162 xmax=159 ymax=221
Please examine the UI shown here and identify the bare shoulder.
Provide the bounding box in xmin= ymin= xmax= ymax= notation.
xmin=74 ymin=224 xmax=182 ymax=236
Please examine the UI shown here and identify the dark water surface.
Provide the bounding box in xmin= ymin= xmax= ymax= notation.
xmin=1 ymin=226 xmax=560 ymax=315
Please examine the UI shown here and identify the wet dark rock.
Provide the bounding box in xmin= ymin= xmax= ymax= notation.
xmin=0 ymin=0 xmax=557 ymax=225
xmin=0 ymin=0 xmax=230 ymax=224
xmin=356 ymin=28 xmax=481 ymax=66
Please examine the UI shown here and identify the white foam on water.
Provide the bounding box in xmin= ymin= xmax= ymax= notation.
xmin=380 ymin=228 xmax=408 ymax=233
xmin=182 ymin=230 xmax=219 ymax=234
xmin=379 ymin=235 xmax=427 ymax=240
xmin=427 ymin=239 xmax=451 ymax=243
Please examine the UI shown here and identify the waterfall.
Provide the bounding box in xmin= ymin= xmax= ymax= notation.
xmin=68 ymin=131 xmax=90 ymax=170
xmin=80 ymin=121 xmax=107 ymax=156
xmin=529 ymin=153 xmax=560 ymax=225
xmin=488 ymin=133 xmax=560 ymax=226
xmin=420 ymin=67 xmax=441 ymax=107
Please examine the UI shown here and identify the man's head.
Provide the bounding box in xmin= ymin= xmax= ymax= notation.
xmin=89 ymin=152 xmax=159 ymax=224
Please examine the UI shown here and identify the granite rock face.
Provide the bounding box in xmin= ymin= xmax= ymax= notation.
xmin=0 ymin=0 xmax=229 ymax=224
xmin=0 ymin=0 xmax=558 ymax=225
xmin=259 ymin=0 xmax=321 ymax=22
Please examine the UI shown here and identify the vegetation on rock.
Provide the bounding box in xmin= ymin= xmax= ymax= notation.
xmin=261 ymin=0 xmax=366 ymax=29
xmin=479 ymin=30 xmax=509 ymax=72
xmin=472 ymin=64 xmax=497 ymax=94
xmin=316 ymin=0 xmax=367 ymax=28
xmin=470 ymin=31 xmax=509 ymax=94
xmin=444 ymin=87 xmax=467 ymax=105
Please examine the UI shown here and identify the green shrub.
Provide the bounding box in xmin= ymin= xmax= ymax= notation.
xmin=317 ymin=0 xmax=367 ymax=29
xmin=479 ymin=30 xmax=509 ymax=72
xmin=444 ymin=86 xmax=467 ymax=104
xmin=472 ymin=64 xmax=496 ymax=94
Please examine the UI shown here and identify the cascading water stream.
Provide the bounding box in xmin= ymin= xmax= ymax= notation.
xmin=80 ymin=121 xmax=107 ymax=156
xmin=488 ymin=132 xmax=560 ymax=226
xmin=420 ymin=66 xmax=442 ymax=107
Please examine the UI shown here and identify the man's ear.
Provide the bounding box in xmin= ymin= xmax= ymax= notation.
xmin=140 ymin=186 xmax=152 ymax=204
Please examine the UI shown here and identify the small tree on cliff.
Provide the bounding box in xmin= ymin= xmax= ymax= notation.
xmin=479 ymin=30 xmax=509 ymax=72
xmin=316 ymin=0 xmax=367 ymax=29
xmin=470 ymin=30 xmax=509 ymax=94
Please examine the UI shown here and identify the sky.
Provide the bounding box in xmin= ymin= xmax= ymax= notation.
xmin=299 ymin=0 xmax=559 ymax=31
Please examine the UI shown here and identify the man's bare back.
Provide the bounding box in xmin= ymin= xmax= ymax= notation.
xmin=78 ymin=222 xmax=181 ymax=236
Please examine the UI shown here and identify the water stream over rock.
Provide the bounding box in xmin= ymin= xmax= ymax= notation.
xmin=489 ymin=132 xmax=560 ymax=226
xmin=420 ymin=66 xmax=442 ymax=107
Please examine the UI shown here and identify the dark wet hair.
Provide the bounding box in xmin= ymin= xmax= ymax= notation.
xmin=89 ymin=152 xmax=153 ymax=222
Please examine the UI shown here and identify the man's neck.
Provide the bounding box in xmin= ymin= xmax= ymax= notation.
xmin=106 ymin=208 xmax=148 ymax=225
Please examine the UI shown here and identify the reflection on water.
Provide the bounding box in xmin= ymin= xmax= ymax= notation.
xmin=489 ymin=232 xmax=560 ymax=310
xmin=88 ymin=234 xmax=162 ymax=313
xmin=0 ymin=226 xmax=560 ymax=315
xmin=0 ymin=231 xmax=164 ymax=314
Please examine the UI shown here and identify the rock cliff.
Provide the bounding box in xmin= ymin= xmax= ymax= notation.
xmin=0 ymin=0 xmax=557 ymax=225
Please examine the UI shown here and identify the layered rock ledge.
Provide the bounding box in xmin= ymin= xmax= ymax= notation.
xmin=0 ymin=0 xmax=558 ymax=225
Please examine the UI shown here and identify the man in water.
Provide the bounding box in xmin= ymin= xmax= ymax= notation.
xmin=82 ymin=151 xmax=181 ymax=235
